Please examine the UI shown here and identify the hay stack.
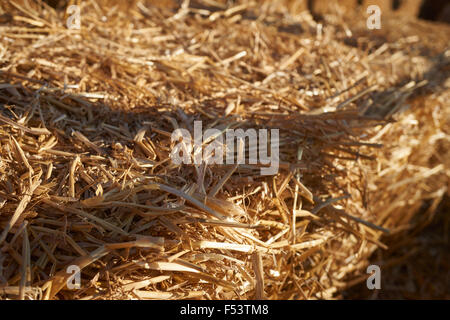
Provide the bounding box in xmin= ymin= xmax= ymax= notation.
xmin=0 ymin=0 xmax=448 ymax=299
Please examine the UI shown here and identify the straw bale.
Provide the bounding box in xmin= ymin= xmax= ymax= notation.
xmin=0 ymin=0 xmax=448 ymax=299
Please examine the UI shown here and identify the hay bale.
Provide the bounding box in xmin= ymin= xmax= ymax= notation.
xmin=0 ymin=0 xmax=448 ymax=300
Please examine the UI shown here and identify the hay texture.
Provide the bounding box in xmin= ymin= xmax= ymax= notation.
xmin=0 ymin=0 xmax=448 ymax=299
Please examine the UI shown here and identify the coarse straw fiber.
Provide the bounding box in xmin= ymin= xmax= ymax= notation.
xmin=0 ymin=0 xmax=448 ymax=299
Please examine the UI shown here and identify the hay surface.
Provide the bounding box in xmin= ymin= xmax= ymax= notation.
xmin=0 ymin=0 xmax=448 ymax=299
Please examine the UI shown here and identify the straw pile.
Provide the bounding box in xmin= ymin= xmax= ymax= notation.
xmin=0 ymin=0 xmax=448 ymax=299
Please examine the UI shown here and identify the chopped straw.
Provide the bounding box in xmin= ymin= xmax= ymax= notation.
xmin=0 ymin=0 xmax=448 ymax=300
